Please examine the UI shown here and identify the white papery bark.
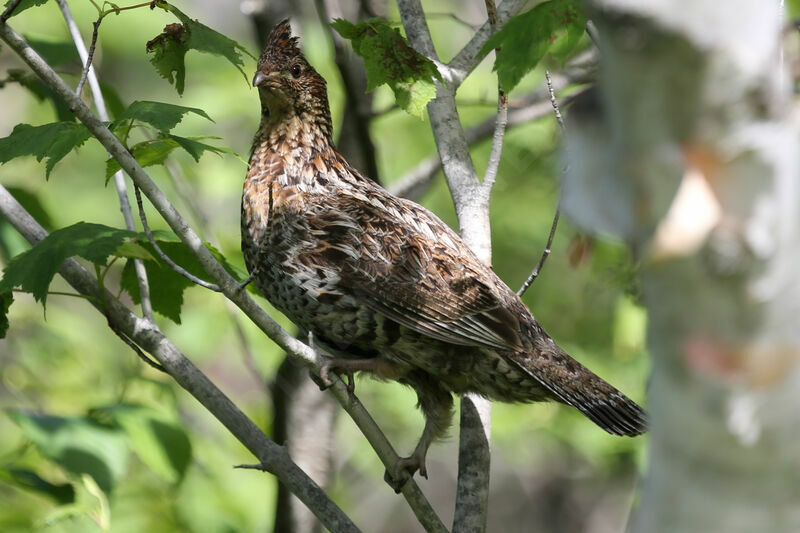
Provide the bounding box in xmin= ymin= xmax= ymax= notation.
xmin=564 ymin=2 xmax=800 ymax=531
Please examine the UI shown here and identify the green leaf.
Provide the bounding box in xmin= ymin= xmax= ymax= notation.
xmin=2 ymin=467 xmax=75 ymax=504
xmin=120 ymin=236 xmax=242 ymax=323
xmin=0 ymin=291 xmax=12 ymax=339
xmin=105 ymin=137 xmax=179 ymax=180
xmin=120 ymin=240 xmax=194 ymax=324
xmin=0 ymin=122 xmax=91 ymax=177
xmin=2 ymin=0 xmax=49 ymax=18
xmin=114 ymin=100 xmax=212 ymax=133
xmin=26 ymin=36 xmax=80 ymax=67
xmin=480 ymin=0 xmax=587 ymax=92
xmin=100 ymin=83 xmax=126 ymax=120
xmin=167 ymin=134 xmax=234 ymax=161
xmin=2 ymin=186 xmax=54 ymax=231
xmin=146 ymin=2 xmax=254 ymax=95
xmin=3 ymin=70 xmax=75 ymax=122
xmin=145 ymin=22 xmax=188 ymax=95
xmin=113 ymin=241 xmax=156 ymax=261
xmin=167 ymin=5 xmax=252 ymax=75
xmin=105 ymin=134 xmax=230 ymax=180
xmin=98 ymin=404 xmax=191 ymax=484
xmin=8 ymin=410 xmax=129 ymax=495
xmin=331 ymin=18 xmax=443 ymax=118
xmin=788 ymin=0 xmax=800 ymax=17
xmin=0 ymin=222 xmax=136 ymax=306
xmin=80 ymin=474 xmax=110 ymax=531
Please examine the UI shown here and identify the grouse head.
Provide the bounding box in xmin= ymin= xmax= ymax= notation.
xmin=254 ymin=19 xmax=331 ymax=132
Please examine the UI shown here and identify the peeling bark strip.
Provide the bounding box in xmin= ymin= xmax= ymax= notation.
xmin=566 ymin=1 xmax=800 ymax=531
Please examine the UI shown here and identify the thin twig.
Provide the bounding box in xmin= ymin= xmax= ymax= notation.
xmin=74 ymin=1 xmax=156 ymax=96
xmin=517 ymin=70 xmax=564 ymax=297
xmin=481 ymin=91 xmax=506 ymax=192
xmin=426 ymin=11 xmax=480 ymax=30
xmin=481 ymin=0 xmax=507 ymax=196
xmin=485 ymin=0 xmax=498 ymax=26
xmin=233 ymin=463 xmax=270 ymax=470
xmin=56 ymin=0 xmax=155 ymax=322
xmin=586 ymin=20 xmax=600 ymax=47
xmin=225 ymin=299 xmax=268 ymax=387
xmin=0 ymin=0 xmax=23 ymax=24
xmin=75 ymin=18 xmax=101 ymax=96
xmin=394 ymin=0 xmax=504 ymax=526
xmin=545 ymin=70 xmax=565 ymax=130
xmin=133 ymin=184 xmax=222 ymax=292
xmin=517 ymin=210 xmax=560 ymax=296
xmin=779 ymin=0 xmax=785 ymax=101
xmin=110 ymin=1 xmax=154 ymax=12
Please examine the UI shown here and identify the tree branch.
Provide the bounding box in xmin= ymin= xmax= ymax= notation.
xmin=398 ymin=1 xmax=497 ymax=530
xmin=0 ymin=184 xmax=360 ymax=533
xmin=399 ymin=0 xmax=486 ymax=255
xmin=447 ymin=0 xmax=527 ymax=87
xmin=0 ymin=21 xmax=445 ymax=532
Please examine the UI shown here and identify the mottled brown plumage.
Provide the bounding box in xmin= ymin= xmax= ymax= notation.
xmin=242 ymin=20 xmax=647 ymax=488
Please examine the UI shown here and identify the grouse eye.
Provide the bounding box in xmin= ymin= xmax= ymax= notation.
xmin=290 ymin=64 xmax=302 ymax=78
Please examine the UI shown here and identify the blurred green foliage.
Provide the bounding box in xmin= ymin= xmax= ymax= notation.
xmin=0 ymin=1 xmax=648 ymax=531
xmin=481 ymin=0 xmax=586 ymax=92
xmin=331 ymin=17 xmax=442 ymax=118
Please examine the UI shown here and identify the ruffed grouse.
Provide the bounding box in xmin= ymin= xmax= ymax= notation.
xmin=242 ymin=19 xmax=647 ymax=488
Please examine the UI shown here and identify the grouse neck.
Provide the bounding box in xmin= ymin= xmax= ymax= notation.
xmin=248 ymin=111 xmax=345 ymax=190
xmin=256 ymin=110 xmax=333 ymax=154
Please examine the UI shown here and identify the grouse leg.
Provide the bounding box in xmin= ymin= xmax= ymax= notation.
xmin=317 ymin=356 xmax=403 ymax=393
xmin=386 ymin=372 xmax=454 ymax=492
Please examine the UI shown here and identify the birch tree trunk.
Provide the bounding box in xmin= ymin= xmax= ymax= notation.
xmin=564 ymin=1 xmax=800 ymax=531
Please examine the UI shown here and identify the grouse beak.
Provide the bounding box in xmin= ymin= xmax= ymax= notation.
xmin=253 ymin=71 xmax=267 ymax=87
xmin=253 ymin=70 xmax=276 ymax=87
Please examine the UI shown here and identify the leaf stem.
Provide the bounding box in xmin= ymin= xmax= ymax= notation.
xmin=0 ymin=0 xmax=23 ymax=23
xmin=102 ymin=1 xmax=154 ymax=14
xmin=12 ymin=288 xmax=101 ymax=304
